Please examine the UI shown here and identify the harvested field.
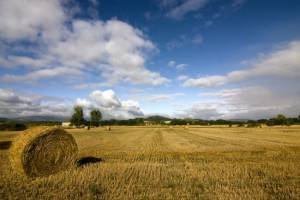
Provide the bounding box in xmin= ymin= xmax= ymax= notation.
xmin=0 ymin=126 xmax=300 ymax=199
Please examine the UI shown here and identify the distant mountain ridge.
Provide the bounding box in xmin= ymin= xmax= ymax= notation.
xmin=12 ymin=115 xmax=66 ymax=122
xmin=0 ymin=117 xmax=9 ymax=122
xmin=144 ymin=115 xmax=171 ymax=121
xmin=0 ymin=115 xmax=255 ymax=123
xmin=228 ymin=119 xmax=251 ymax=122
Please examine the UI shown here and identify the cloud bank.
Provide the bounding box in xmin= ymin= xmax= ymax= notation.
xmin=176 ymin=41 xmax=300 ymax=120
xmin=168 ymin=60 xmax=188 ymax=70
xmin=0 ymin=88 xmax=144 ymax=120
xmin=0 ymin=0 xmax=169 ymax=86
xmin=183 ymin=41 xmax=300 ymax=87
xmin=0 ymin=88 xmax=72 ymax=118
xmin=76 ymin=89 xmax=144 ymax=119
xmin=177 ymin=86 xmax=300 ymax=120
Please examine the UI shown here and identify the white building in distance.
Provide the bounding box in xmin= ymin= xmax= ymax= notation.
xmin=62 ymin=122 xmax=71 ymax=127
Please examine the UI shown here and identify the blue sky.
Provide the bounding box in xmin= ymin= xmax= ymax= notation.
xmin=0 ymin=0 xmax=300 ymax=119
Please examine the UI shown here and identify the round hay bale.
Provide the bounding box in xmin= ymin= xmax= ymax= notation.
xmin=10 ymin=127 xmax=78 ymax=178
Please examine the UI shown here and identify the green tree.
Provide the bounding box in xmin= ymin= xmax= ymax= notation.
xmin=90 ymin=109 xmax=102 ymax=127
xmin=274 ymin=114 xmax=287 ymax=125
xmin=71 ymin=106 xmax=85 ymax=127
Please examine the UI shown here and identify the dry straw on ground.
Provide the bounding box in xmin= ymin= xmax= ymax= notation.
xmin=1 ymin=126 xmax=300 ymax=199
xmin=10 ymin=127 xmax=78 ymax=178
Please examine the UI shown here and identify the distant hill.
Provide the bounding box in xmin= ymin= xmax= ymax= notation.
xmin=229 ymin=119 xmax=251 ymax=122
xmin=0 ymin=117 xmax=9 ymax=122
xmin=12 ymin=115 xmax=66 ymax=122
xmin=145 ymin=115 xmax=171 ymax=122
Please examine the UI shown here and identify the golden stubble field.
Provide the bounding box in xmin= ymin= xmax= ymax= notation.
xmin=0 ymin=126 xmax=300 ymax=200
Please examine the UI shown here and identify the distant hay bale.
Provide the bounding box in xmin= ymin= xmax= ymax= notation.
xmin=10 ymin=127 xmax=78 ymax=178
xmin=106 ymin=126 xmax=111 ymax=131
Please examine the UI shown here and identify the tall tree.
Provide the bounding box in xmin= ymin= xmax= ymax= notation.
xmin=70 ymin=106 xmax=85 ymax=127
xmin=274 ymin=114 xmax=287 ymax=125
xmin=90 ymin=109 xmax=102 ymax=127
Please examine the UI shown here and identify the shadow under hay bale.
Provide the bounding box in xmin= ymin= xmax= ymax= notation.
xmin=76 ymin=156 xmax=103 ymax=167
xmin=0 ymin=141 xmax=12 ymax=150
xmin=10 ymin=127 xmax=78 ymax=178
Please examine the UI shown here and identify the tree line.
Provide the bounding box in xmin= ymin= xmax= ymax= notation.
xmin=166 ymin=114 xmax=300 ymax=126
xmin=1 ymin=106 xmax=299 ymax=131
xmin=69 ymin=106 xmax=300 ymax=127
xmin=70 ymin=106 xmax=102 ymax=127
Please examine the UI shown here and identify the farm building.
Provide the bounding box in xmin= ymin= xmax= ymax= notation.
xmin=144 ymin=120 xmax=157 ymax=126
xmin=62 ymin=122 xmax=71 ymax=127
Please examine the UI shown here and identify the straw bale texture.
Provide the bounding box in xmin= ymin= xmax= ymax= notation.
xmin=10 ymin=127 xmax=78 ymax=177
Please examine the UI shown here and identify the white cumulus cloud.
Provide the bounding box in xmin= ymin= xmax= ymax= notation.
xmin=0 ymin=1 xmax=169 ymax=86
xmin=0 ymin=88 xmax=72 ymax=118
xmin=168 ymin=60 xmax=188 ymax=70
xmin=0 ymin=88 xmax=144 ymax=120
xmin=197 ymin=86 xmax=300 ymax=119
xmin=0 ymin=0 xmax=65 ymax=41
xmin=76 ymin=89 xmax=144 ymax=119
xmin=175 ymin=102 xmax=224 ymax=120
xmin=183 ymin=41 xmax=300 ymax=87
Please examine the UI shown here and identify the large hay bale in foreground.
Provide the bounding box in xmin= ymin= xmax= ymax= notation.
xmin=10 ymin=127 xmax=78 ymax=178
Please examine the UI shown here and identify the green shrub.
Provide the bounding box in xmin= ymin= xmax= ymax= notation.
xmin=0 ymin=122 xmax=27 ymax=131
xmin=247 ymin=122 xmax=262 ymax=128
